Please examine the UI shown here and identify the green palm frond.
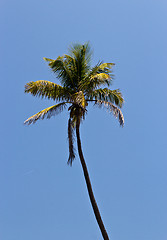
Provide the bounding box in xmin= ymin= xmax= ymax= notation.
xmin=86 ymin=88 xmax=124 ymax=108
xmin=43 ymin=57 xmax=54 ymax=62
xmin=92 ymin=100 xmax=124 ymax=126
xmin=68 ymin=43 xmax=91 ymax=84
xmin=43 ymin=43 xmax=92 ymax=90
xmin=24 ymin=102 xmax=67 ymax=125
xmin=68 ymin=118 xmax=75 ymax=165
xmin=79 ymin=62 xmax=115 ymax=92
xmin=86 ymin=62 xmax=114 ymax=80
xmin=86 ymin=61 xmax=103 ymax=77
xmin=91 ymin=73 xmax=111 ymax=82
xmin=43 ymin=56 xmax=74 ymax=89
xmin=63 ymin=54 xmax=78 ymax=88
xmin=81 ymin=73 xmax=111 ymax=92
xmin=69 ymin=42 xmax=92 ymax=66
xmin=98 ymin=62 xmax=115 ymax=73
xmin=64 ymin=54 xmax=77 ymax=72
xmin=25 ymin=80 xmax=73 ymax=101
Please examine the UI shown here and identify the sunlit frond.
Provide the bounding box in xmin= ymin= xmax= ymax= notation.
xmin=24 ymin=102 xmax=67 ymax=125
xmin=91 ymin=73 xmax=111 ymax=82
xmin=91 ymin=100 xmax=124 ymax=126
xmin=86 ymin=88 xmax=124 ymax=108
xmin=43 ymin=57 xmax=54 ymax=62
xmin=68 ymin=118 xmax=75 ymax=165
xmin=98 ymin=63 xmax=115 ymax=73
xmin=86 ymin=62 xmax=114 ymax=79
xmin=79 ymin=62 xmax=115 ymax=93
xmin=25 ymin=80 xmax=73 ymax=101
xmin=81 ymin=73 xmax=111 ymax=92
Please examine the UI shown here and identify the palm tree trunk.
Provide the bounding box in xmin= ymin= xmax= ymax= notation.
xmin=76 ymin=117 xmax=109 ymax=240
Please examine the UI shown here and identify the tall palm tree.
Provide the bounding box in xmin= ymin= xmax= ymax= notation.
xmin=24 ymin=43 xmax=124 ymax=240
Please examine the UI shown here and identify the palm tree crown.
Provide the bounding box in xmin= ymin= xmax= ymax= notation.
xmin=25 ymin=43 xmax=124 ymax=164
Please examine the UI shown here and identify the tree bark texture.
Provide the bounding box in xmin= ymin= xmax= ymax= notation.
xmin=76 ymin=117 xmax=110 ymax=240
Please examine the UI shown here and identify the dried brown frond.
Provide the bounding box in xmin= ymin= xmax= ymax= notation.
xmin=24 ymin=102 xmax=67 ymax=125
xmin=94 ymin=100 xmax=124 ymax=126
xmin=67 ymin=118 xmax=75 ymax=165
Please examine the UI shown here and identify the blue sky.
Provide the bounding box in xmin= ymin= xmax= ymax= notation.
xmin=1 ymin=0 xmax=167 ymax=239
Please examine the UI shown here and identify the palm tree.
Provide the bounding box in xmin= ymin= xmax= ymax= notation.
xmin=24 ymin=43 xmax=124 ymax=240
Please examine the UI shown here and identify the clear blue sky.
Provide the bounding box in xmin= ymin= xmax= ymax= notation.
xmin=1 ymin=0 xmax=167 ymax=239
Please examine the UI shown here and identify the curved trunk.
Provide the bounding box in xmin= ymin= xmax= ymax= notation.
xmin=76 ymin=117 xmax=109 ymax=240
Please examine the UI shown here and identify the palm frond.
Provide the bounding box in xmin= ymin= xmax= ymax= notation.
xmin=24 ymin=102 xmax=67 ymax=125
xmin=92 ymin=100 xmax=124 ymax=126
xmin=80 ymin=62 xmax=115 ymax=92
xmin=69 ymin=42 xmax=92 ymax=66
xmin=86 ymin=88 xmax=124 ymax=108
xmin=43 ymin=57 xmax=54 ymax=62
xmin=98 ymin=63 xmax=115 ymax=73
xmin=68 ymin=43 xmax=92 ymax=84
xmin=63 ymin=54 xmax=78 ymax=88
xmin=81 ymin=73 xmax=111 ymax=92
xmin=67 ymin=118 xmax=75 ymax=165
xmin=43 ymin=56 xmax=74 ymax=89
xmin=91 ymin=73 xmax=111 ymax=82
xmin=86 ymin=62 xmax=114 ymax=79
xmin=64 ymin=54 xmax=77 ymax=72
xmin=25 ymin=80 xmax=73 ymax=101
